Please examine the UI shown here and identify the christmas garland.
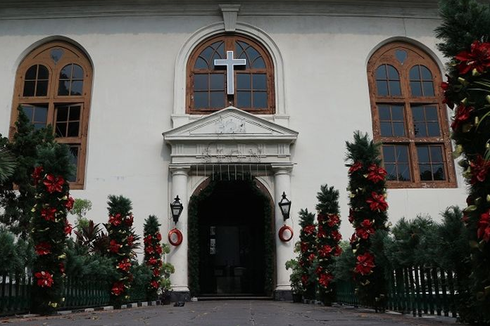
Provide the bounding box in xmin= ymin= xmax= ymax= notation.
xmin=297 ymin=209 xmax=317 ymax=300
xmin=31 ymin=144 xmax=73 ymax=315
xmin=143 ymin=215 xmax=163 ymax=301
xmin=315 ymin=185 xmax=342 ymax=305
xmin=346 ymin=132 xmax=389 ymax=310
xmin=106 ymin=195 xmax=135 ymax=308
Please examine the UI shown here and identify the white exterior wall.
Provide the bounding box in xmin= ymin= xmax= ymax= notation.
xmin=0 ymin=2 xmax=466 ymax=256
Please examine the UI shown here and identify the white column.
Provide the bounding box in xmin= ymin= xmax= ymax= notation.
xmin=168 ymin=165 xmax=190 ymax=293
xmin=272 ymin=164 xmax=294 ymax=292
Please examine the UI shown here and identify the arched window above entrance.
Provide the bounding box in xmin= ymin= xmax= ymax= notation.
xmin=186 ymin=34 xmax=275 ymax=115
xmin=367 ymin=41 xmax=456 ymax=188
xmin=10 ymin=40 xmax=93 ymax=189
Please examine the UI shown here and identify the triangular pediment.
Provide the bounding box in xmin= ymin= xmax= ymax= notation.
xmin=163 ymin=107 xmax=298 ymax=142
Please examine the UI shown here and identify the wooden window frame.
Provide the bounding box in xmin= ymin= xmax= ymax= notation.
xmin=10 ymin=41 xmax=92 ymax=189
xmin=186 ymin=34 xmax=275 ymax=114
xmin=367 ymin=42 xmax=456 ymax=188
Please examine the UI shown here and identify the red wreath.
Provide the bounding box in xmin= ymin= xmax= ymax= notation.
xmin=278 ymin=225 xmax=294 ymax=242
xmin=168 ymin=228 xmax=183 ymax=246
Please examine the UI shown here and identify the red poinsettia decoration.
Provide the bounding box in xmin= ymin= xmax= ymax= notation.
xmin=35 ymin=242 xmax=52 ymax=256
xmin=117 ymin=258 xmax=131 ymax=272
xmin=127 ymin=234 xmax=134 ymax=247
xmin=317 ymin=226 xmax=327 ymax=238
xmin=303 ymin=225 xmax=315 ymax=235
xmin=319 ymin=244 xmax=333 ymax=258
xmin=327 ymin=214 xmax=340 ymax=227
xmin=109 ymin=240 xmax=121 ymax=253
xmin=451 ymin=103 xmax=474 ymax=131
xmin=125 ymin=215 xmax=134 ymax=227
xmin=111 ymin=281 xmax=125 ymax=296
xmin=470 ymin=155 xmax=490 ymax=184
xmin=477 ymin=210 xmax=490 ymax=242
xmin=35 ymin=271 xmax=54 ymax=288
xmin=330 ymin=230 xmax=342 ymax=242
xmin=150 ymin=280 xmax=159 ymax=289
xmin=319 ymin=273 xmax=334 ymax=288
xmin=41 ymin=207 xmax=57 ymax=221
xmin=145 ymin=246 xmax=154 ymax=254
xmin=65 ymin=196 xmax=75 ymax=210
xmin=109 ymin=214 xmax=122 ymax=226
xmin=308 ymin=253 xmax=316 ymax=262
xmin=366 ymin=164 xmax=387 ymax=183
xmin=147 ymin=257 xmax=157 ymax=266
xmin=349 ymin=162 xmax=363 ymax=174
xmin=32 ymin=166 xmax=44 ymax=184
xmin=43 ymin=174 xmax=64 ymax=194
xmin=455 ymin=40 xmax=490 ymax=75
xmin=144 ymin=235 xmax=152 ymax=245
xmin=355 ymin=219 xmax=375 ymax=240
xmin=64 ymin=220 xmax=73 ymax=235
xmin=156 ymin=232 xmax=162 ymax=241
xmin=301 ymin=274 xmax=309 ymax=285
xmin=354 ymin=252 xmax=375 ymax=275
xmin=366 ymin=192 xmax=388 ymax=212
xmin=152 ymin=268 xmax=160 ymax=277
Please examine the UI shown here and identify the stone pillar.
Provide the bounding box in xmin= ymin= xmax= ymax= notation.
xmin=272 ymin=164 xmax=294 ymax=301
xmin=168 ymin=165 xmax=191 ymax=302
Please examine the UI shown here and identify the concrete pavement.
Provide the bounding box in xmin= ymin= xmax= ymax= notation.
xmin=0 ymin=300 xmax=457 ymax=326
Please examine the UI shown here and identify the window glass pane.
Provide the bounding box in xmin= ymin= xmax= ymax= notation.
xmin=417 ymin=146 xmax=430 ymax=162
xmin=201 ymin=46 xmax=214 ymax=62
xmin=194 ymin=92 xmax=208 ymax=109
xmin=252 ymin=57 xmax=265 ymax=69
xmin=391 ymin=105 xmax=404 ymax=120
xmin=34 ymin=106 xmax=48 ymax=123
xmin=56 ymin=123 xmax=67 ymax=137
xmin=253 ymin=74 xmax=267 ymax=90
xmin=22 ymin=105 xmax=33 ymax=120
xmin=50 ymin=49 xmax=64 ymax=64
xmin=385 ymin=163 xmax=397 ymax=180
xmin=376 ymin=66 xmax=386 ymax=79
xmin=380 ymin=122 xmax=392 ymax=136
xmin=194 ymin=74 xmax=208 ymax=90
xmin=36 ymin=81 xmax=48 ymax=96
xmin=433 ymin=164 xmax=445 ymax=180
xmin=237 ymin=74 xmax=251 ymax=89
xmin=60 ymin=65 xmax=71 ymax=79
xmin=421 ymin=66 xmax=432 ymax=80
xmin=68 ymin=146 xmax=79 ymax=182
xmin=383 ymin=146 xmax=395 ymax=162
xmin=393 ymin=122 xmax=405 ymax=136
xmin=195 ymin=57 xmax=208 ymax=69
xmin=430 ymin=146 xmax=443 ymax=162
xmin=420 ymin=164 xmax=432 ymax=180
xmin=397 ymin=146 xmax=408 ymax=162
xmin=72 ymin=64 xmax=84 ymax=79
xmin=376 ymin=81 xmax=388 ymax=96
xmin=423 ymin=81 xmax=434 ymax=96
xmin=237 ymin=91 xmax=251 ymax=108
xmin=427 ymin=122 xmax=440 ymax=136
xmin=412 ymin=106 xmax=424 ymax=121
xmin=38 ymin=65 xmax=49 ymax=79
xmin=414 ymin=122 xmax=426 ymax=137
xmin=57 ymin=106 xmax=68 ymax=121
xmin=210 ymin=74 xmax=224 ymax=90
xmin=68 ymin=122 xmax=80 ymax=137
xmin=390 ymin=81 xmax=401 ymax=96
xmin=425 ymin=106 xmax=438 ymax=120
xmin=410 ymin=66 xmax=420 ymax=79
xmin=388 ymin=65 xmax=399 ymax=80
xmin=58 ymin=81 xmax=70 ymax=95
xmin=210 ymin=92 xmax=225 ymax=108
xmin=398 ymin=164 xmax=410 ymax=181
xmin=70 ymin=81 xmax=83 ymax=95
xmin=410 ymin=82 xmax=422 ymax=96
xmin=395 ymin=49 xmax=407 ymax=64
xmin=253 ymin=92 xmax=267 ymax=108
xmin=23 ymin=81 xmax=35 ymax=96
xmin=378 ymin=105 xmax=390 ymax=120
xmin=70 ymin=105 xmax=81 ymax=120
xmin=25 ymin=65 xmax=37 ymax=79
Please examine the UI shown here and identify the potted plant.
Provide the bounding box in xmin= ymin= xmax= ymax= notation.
xmin=285 ymin=258 xmax=303 ymax=303
xmin=159 ymin=244 xmax=175 ymax=305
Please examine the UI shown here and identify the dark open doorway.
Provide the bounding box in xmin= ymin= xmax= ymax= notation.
xmin=196 ymin=179 xmax=268 ymax=296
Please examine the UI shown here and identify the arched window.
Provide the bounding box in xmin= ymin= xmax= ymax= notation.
xmin=10 ymin=41 xmax=92 ymax=189
xmin=367 ymin=42 xmax=456 ymax=188
xmin=186 ymin=34 xmax=275 ymax=114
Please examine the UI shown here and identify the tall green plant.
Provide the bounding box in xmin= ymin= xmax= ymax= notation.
xmin=31 ymin=143 xmax=74 ymax=315
xmin=436 ymin=1 xmax=490 ymax=322
xmin=315 ymin=185 xmax=342 ymax=305
xmin=297 ymin=208 xmax=317 ymax=300
xmin=346 ymin=131 xmax=389 ymax=310
xmin=106 ymin=195 xmax=135 ymax=308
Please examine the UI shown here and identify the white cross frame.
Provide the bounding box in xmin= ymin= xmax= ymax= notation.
xmin=214 ymin=51 xmax=247 ymax=95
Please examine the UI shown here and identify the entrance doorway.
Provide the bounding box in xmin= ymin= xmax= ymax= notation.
xmin=196 ymin=179 xmax=270 ymax=296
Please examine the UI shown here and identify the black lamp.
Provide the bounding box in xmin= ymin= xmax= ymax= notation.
xmin=278 ymin=192 xmax=291 ymax=221
xmin=170 ymin=195 xmax=183 ymax=224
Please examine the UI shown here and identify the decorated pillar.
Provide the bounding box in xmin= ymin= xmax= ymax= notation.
xmin=168 ymin=164 xmax=190 ymax=300
xmin=272 ymin=163 xmax=294 ymax=300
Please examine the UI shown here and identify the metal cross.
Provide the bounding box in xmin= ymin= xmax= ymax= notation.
xmin=214 ymin=51 xmax=246 ymax=95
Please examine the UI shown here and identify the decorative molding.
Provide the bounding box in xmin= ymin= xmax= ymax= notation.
xmin=219 ymin=4 xmax=240 ymax=32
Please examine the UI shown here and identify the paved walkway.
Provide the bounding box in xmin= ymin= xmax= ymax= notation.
xmin=1 ymin=301 xmax=457 ymax=326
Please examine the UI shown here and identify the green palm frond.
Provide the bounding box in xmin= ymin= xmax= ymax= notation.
xmin=0 ymin=148 xmax=16 ymax=183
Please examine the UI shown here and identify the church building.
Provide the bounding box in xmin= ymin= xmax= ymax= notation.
xmin=0 ymin=0 xmax=466 ymax=300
